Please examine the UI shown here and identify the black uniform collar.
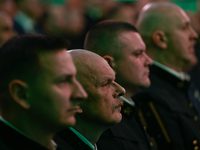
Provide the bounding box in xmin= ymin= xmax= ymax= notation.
xmin=150 ymin=64 xmax=190 ymax=90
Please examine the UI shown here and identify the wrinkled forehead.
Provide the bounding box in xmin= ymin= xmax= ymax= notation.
xmin=82 ymin=58 xmax=115 ymax=86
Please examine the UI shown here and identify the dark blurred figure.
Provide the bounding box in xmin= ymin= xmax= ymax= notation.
xmin=41 ymin=0 xmax=86 ymax=49
xmin=0 ymin=11 xmax=16 ymax=47
xmin=187 ymin=8 xmax=200 ymax=89
xmin=1 ymin=0 xmax=18 ymax=18
xmin=105 ymin=2 xmax=136 ymax=25
xmin=13 ymin=0 xmax=47 ymax=34
xmin=67 ymin=0 xmax=119 ymax=49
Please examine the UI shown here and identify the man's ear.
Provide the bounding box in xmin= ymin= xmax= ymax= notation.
xmin=9 ymin=80 xmax=30 ymax=109
xmin=103 ymin=55 xmax=115 ymax=69
xmin=152 ymin=30 xmax=167 ymax=50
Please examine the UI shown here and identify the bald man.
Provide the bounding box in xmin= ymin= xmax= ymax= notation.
xmin=134 ymin=2 xmax=200 ymax=150
xmin=0 ymin=11 xmax=16 ymax=47
xmin=54 ymin=50 xmax=125 ymax=150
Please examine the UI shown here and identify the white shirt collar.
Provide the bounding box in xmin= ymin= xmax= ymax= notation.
xmin=153 ymin=61 xmax=190 ymax=81
xmin=119 ymin=96 xmax=135 ymax=106
xmin=69 ymin=127 xmax=98 ymax=150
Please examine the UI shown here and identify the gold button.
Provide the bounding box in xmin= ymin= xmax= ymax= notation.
xmin=194 ymin=146 xmax=199 ymax=150
xmin=194 ymin=90 xmax=199 ymax=98
xmin=193 ymin=140 xmax=198 ymax=145
xmin=194 ymin=116 xmax=198 ymax=121
xmin=150 ymin=142 xmax=154 ymax=147
xmin=189 ymin=102 xmax=193 ymax=107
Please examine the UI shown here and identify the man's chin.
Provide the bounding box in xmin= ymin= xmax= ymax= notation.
xmin=184 ymin=58 xmax=198 ymax=72
xmin=115 ymin=113 xmax=123 ymax=123
xmin=139 ymin=80 xmax=151 ymax=89
xmin=64 ymin=116 xmax=76 ymax=127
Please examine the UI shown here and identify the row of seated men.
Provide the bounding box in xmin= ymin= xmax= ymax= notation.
xmin=0 ymin=2 xmax=200 ymax=150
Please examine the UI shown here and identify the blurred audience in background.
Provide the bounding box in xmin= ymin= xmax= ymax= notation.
xmin=12 ymin=0 xmax=47 ymax=34
xmin=0 ymin=0 xmax=199 ymax=149
xmin=0 ymin=0 xmax=199 ymax=49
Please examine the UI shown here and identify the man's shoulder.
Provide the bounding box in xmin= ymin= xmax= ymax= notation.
xmin=0 ymin=120 xmax=50 ymax=150
xmin=54 ymin=128 xmax=92 ymax=150
xmin=0 ymin=139 xmax=11 ymax=150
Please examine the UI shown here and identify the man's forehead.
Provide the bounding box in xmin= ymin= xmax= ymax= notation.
xmin=87 ymin=60 xmax=115 ymax=84
xmin=39 ymin=49 xmax=76 ymax=73
xmin=120 ymin=32 xmax=145 ymax=50
xmin=165 ymin=8 xmax=190 ymax=28
xmin=120 ymin=32 xmax=143 ymax=42
xmin=98 ymin=64 xmax=115 ymax=79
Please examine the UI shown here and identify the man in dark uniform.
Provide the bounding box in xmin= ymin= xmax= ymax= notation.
xmin=84 ymin=20 xmax=157 ymax=150
xmin=54 ymin=50 xmax=125 ymax=150
xmin=135 ymin=2 xmax=200 ymax=150
xmin=0 ymin=35 xmax=87 ymax=150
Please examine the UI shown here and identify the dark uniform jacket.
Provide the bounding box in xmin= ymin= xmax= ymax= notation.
xmin=0 ymin=120 xmax=55 ymax=150
xmin=134 ymin=64 xmax=200 ymax=150
xmin=97 ymin=101 xmax=157 ymax=150
xmin=54 ymin=128 xmax=92 ymax=150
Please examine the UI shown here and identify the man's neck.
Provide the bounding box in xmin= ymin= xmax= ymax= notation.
xmin=73 ymin=120 xmax=108 ymax=146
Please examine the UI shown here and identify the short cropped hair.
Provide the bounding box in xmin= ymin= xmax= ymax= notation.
xmin=0 ymin=34 xmax=69 ymax=92
xmin=84 ymin=20 xmax=138 ymax=60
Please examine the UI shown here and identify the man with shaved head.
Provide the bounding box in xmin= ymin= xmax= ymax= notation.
xmin=135 ymin=2 xmax=200 ymax=150
xmin=54 ymin=49 xmax=125 ymax=150
xmin=84 ymin=20 xmax=156 ymax=150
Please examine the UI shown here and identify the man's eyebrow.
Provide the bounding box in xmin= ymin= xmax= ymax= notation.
xmin=132 ymin=49 xmax=144 ymax=53
xmin=181 ymin=21 xmax=190 ymax=27
xmin=95 ymin=76 xmax=115 ymax=87
xmin=55 ymin=74 xmax=74 ymax=81
xmin=102 ymin=76 xmax=115 ymax=82
xmin=184 ymin=22 xmax=190 ymax=26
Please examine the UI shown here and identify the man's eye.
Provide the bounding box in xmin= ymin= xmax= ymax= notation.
xmin=60 ymin=79 xmax=69 ymax=83
xmin=102 ymin=81 xmax=112 ymax=87
xmin=182 ymin=24 xmax=189 ymax=30
xmin=182 ymin=26 xmax=188 ymax=30
xmin=102 ymin=83 xmax=108 ymax=87
xmin=133 ymin=51 xmax=143 ymax=57
xmin=58 ymin=76 xmax=72 ymax=83
xmin=135 ymin=53 xmax=140 ymax=56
